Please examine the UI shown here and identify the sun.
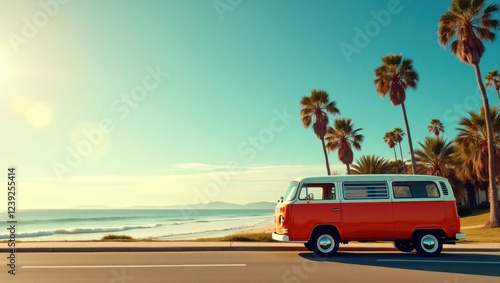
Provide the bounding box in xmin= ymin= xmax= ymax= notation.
xmin=25 ymin=103 xmax=52 ymax=129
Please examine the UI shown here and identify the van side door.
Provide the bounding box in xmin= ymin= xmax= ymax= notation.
xmin=289 ymin=182 xmax=341 ymax=241
xmin=341 ymin=181 xmax=394 ymax=240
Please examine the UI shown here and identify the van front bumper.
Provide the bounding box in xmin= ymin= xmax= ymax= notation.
xmin=272 ymin=232 xmax=289 ymax=242
xmin=455 ymin=232 xmax=466 ymax=240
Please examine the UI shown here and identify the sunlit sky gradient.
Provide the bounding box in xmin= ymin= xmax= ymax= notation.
xmin=2 ymin=0 xmax=500 ymax=209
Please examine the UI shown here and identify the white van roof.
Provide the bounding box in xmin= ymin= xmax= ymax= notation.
xmin=294 ymin=174 xmax=449 ymax=183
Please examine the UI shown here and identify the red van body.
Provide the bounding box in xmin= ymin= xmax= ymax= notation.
xmin=272 ymin=175 xmax=465 ymax=257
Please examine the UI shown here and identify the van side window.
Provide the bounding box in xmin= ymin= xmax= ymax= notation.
xmin=343 ymin=182 xmax=388 ymax=199
xmin=298 ymin=183 xmax=336 ymax=200
xmin=393 ymin=186 xmax=412 ymax=198
xmin=393 ymin=181 xmax=441 ymax=198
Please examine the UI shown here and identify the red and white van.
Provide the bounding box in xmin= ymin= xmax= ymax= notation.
xmin=272 ymin=174 xmax=466 ymax=257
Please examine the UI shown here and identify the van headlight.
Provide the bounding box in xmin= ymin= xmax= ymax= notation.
xmin=280 ymin=215 xmax=285 ymax=226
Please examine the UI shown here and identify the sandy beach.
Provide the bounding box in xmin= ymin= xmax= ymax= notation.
xmin=239 ymin=225 xmax=275 ymax=235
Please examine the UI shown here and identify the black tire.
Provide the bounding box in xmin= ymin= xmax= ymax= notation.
xmin=393 ymin=240 xmax=414 ymax=252
xmin=413 ymin=231 xmax=443 ymax=257
xmin=311 ymin=229 xmax=340 ymax=257
xmin=304 ymin=242 xmax=313 ymax=251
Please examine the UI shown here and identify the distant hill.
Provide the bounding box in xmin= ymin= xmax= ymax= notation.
xmin=71 ymin=205 xmax=114 ymax=209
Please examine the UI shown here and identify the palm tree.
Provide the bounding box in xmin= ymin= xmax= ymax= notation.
xmin=326 ymin=118 xmax=364 ymax=175
xmin=454 ymin=106 xmax=500 ymax=227
xmin=439 ymin=0 xmax=500 ymax=227
xmin=374 ymin=54 xmax=419 ymax=174
xmin=454 ymin=107 xmax=500 ymax=181
xmin=383 ymin=131 xmax=398 ymax=162
xmin=351 ymin=155 xmax=393 ymax=174
xmin=485 ymin=69 xmax=500 ymax=101
xmin=300 ymin=89 xmax=340 ymax=175
xmin=415 ymin=136 xmax=455 ymax=177
xmin=428 ymin=118 xmax=445 ymax=137
xmin=393 ymin=127 xmax=405 ymax=161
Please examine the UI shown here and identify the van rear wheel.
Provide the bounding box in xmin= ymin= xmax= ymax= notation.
xmin=393 ymin=240 xmax=414 ymax=252
xmin=413 ymin=231 xmax=443 ymax=257
xmin=312 ymin=229 xmax=339 ymax=257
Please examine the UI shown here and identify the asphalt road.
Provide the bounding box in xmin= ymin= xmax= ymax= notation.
xmin=3 ymin=250 xmax=500 ymax=283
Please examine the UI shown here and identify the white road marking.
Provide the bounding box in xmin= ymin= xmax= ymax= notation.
xmin=377 ymin=259 xmax=500 ymax=264
xmin=22 ymin=264 xmax=246 ymax=269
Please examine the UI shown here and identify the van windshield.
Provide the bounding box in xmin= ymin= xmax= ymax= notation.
xmin=284 ymin=181 xmax=299 ymax=201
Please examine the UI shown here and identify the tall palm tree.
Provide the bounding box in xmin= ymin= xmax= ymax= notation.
xmin=415 ymin=136 xmax=456 ymax=177
xmin=300 ymin=89 xmax=340 ymax=175
xmin=454 ymin=106 xmax=500 ymax=227
xmin=383 ymin=131 xmax=398 ymax=162
xmin=428 ymin=118 xmax=445 ymax=137
xmin=374 ymin=54 xmax=419 ymax=174
xmin=485 ymin=69 xmax=500 ymax=101
xmin=439 ymin=0 xmax=500 ymax=227
xmin=393 ymin=127 xmax=405 ymax=161
xmin=326 ymin=118 xmax=364 ymax=175
xmin=351 ymin=155 xmax=393 ymax=174
xmin=454 ymin=106 xmax=500 ymax=182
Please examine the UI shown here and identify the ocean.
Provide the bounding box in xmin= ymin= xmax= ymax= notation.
xmin=0 ymin=209 xmax=275 ymax=241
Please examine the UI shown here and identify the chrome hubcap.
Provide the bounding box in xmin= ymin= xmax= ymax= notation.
xmin=421 ymin=235 xmax=438 ymax=252
xmin=317 ymin=235 xmax=334 ymax=253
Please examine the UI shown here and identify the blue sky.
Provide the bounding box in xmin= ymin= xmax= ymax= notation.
xmin=1 ymin=0 xmax=500 ymax=209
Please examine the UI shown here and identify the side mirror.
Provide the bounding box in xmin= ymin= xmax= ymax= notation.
xmin=307 ymin=193 xmax=314 ymax=202
xmin=278 ymin=196 xmax=284 ymax=203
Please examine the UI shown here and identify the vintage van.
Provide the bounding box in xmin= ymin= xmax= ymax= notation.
xmin=272 ymin=174 xmax=466 ymax=257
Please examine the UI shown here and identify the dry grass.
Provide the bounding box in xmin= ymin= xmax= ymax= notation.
xmin=461 ymin=210 xmax=500 ymax=242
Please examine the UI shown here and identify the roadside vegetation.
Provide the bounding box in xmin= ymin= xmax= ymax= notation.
xmin=196 ymin=232 xmax=274 ymax=242
xmin=101 ymin=234 xmax=134 ymax=241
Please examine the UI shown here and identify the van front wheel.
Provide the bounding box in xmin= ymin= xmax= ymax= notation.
xmin=312 ymin=229 xmax=339 ymax=257
xmin=413 ymin=231 xmax=442 ymax=257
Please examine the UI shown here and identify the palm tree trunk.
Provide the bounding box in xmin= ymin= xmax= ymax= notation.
xmin=392 ymin=148 xmax=399 ymax=173
xmin=496 ymin=89 xmax=500 ymax=103
xmin=346 ymin=163 xmax=351 ymax=175
xmin=321 ymin=138 xmax=331 ymax=175
xmin=400 ymin=102 xmax=417 ymax=174
xmin=398 ymin=142 xmax=404 ymax=163
xmin=474 ymin=63 xmax=500 ymax=228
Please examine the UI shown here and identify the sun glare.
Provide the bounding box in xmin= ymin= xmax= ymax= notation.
xmin=25 ymin=103 xmax=52 ymax=129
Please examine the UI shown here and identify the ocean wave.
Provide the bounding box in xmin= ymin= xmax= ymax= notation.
xmin=0 ymin=223 xmax=163 ymax=239
xmin=15 ymin=215 xmax=144 ymax=224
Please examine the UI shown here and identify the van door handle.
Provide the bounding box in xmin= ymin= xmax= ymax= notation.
xmin=332 ymin=208 xmax=340 ymax=212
